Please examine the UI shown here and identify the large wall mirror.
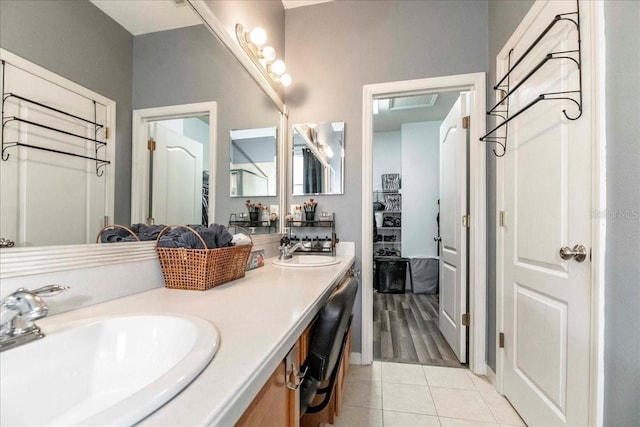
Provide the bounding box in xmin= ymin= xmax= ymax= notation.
xmin=292 ymin=121 xmax=345 ymax=195
xmin=0 ymin=0 xmax=284 ymax=251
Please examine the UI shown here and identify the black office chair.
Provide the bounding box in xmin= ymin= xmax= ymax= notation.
xmin=299 ymin=278 xmax=358 ymax=416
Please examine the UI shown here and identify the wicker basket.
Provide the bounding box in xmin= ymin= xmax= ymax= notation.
xmin=155 ymin=225 xmax=253 ymax=291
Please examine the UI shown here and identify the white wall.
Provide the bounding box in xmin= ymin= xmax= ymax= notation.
xmin=401 ymin=121 xmax=440 ymax=258
xmin=373 ymin=131 xmax=401 ymax=191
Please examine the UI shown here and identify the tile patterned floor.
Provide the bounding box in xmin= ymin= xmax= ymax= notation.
xmin=328 ymin=362 xmax=526 ymax=427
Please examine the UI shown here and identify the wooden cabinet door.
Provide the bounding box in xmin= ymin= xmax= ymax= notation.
xmin=236 ymin=358 xmax=298 ymax=427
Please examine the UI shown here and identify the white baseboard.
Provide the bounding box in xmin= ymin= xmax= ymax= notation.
xmin=349 ymin=352 xmax=362 ymax=365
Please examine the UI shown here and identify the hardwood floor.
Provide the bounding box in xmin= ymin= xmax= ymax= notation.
xmin=373 ymin=292 xmax=463 ymax=368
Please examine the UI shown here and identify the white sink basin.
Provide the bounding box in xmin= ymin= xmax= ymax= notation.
xmin=0 ymin=314 xmax=219 ymax=426
xmin=273 ymin=255 xmax=341 ymax=267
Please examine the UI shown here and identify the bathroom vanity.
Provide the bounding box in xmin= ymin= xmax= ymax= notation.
xmin=25 ymin=251 xmax=355 ymax=426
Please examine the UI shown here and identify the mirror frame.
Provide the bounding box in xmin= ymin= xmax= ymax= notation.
xmin=0 ymin=0 xmax=287 ymax=279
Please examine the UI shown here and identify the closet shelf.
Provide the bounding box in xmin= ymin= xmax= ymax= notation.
xmin=1 ymin=65 xmax=109 ymax=177
xmin=480 ymin=0 xmax=583 ymax=157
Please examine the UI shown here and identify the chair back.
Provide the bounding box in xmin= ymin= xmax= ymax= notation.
xmin=305 ymin=278 xmax=358 ymax=383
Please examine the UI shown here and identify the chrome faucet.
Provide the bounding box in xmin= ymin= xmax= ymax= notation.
xmin=278 ymin=237 xmax=305 ymax=260
xmin=0 ymin=285 xmax=68 ymax=352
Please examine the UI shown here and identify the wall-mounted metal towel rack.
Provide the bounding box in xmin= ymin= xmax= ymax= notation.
xmin=481 ymin=0 xmax=582 ymax=157
xmin=1 ymin=61 xmax=110 ymax=176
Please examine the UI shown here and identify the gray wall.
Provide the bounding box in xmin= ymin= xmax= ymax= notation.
xmin=0 ymin=0 xmax=133 ymax=224
xmin=603 ymin=2 xmax=640 ymax=425
xmin=486 ymin=0 xmax=534 ymax=371
xmin=285 ymin=0 xmax=489 ymax=352
xmin=205 ymin=0 xmax=285 ymax=102
xmin=132 ymin=25 xmax=281 ymax=225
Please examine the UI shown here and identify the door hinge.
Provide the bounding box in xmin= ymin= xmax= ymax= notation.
xmin=104 ymin=216 xmax=109 ymax=227
xmin=104 ymin=127 xmax=110 ymax=139
xmin=499 ymin=332 xmax=505 ymax=348
xmin=498 ymin=89 xmax=508 ymax=105
xmin=462 ymin=115 xmax=470 ymax=129
xmin=462 ymin=214 xmax=470 ymax=228
xmin=499 ymin=211 xmax=506 ymax=227
xmin=462 ymin=313 xmax=470 ymax=327
xmin=148 ymin=138 xmax=156 ymax=151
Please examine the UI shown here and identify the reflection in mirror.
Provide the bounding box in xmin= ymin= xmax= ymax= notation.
xmin=292 ymin=122 xmax=344 ymax=195
xmin=0 ymin=0 xmax=284 ymax=248
xmin=229 ymin=127 xmax=277 ymax=198
xmin=149 ymin=116 xmax=210 ymax=225
xmin=0 ymin=53 xmax=115 ymax=247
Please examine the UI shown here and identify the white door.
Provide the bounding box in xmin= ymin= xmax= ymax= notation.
xmin=0 ymin=61 xmax=109 ymax=246
xmin=151 ymin=122 xmax=204 ymax=225
xmin=499 ymin=1 xmax=594 ymax=425
xmin=438 ymin=93 xmax=470 ymax=363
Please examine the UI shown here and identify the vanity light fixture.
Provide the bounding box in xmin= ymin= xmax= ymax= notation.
xmin=247 ymin=27 xmax=267 ymax=46
xmin=270 ymin=59 xmax=286 ymax=76
xmin=236 ymin=24 xmax=292 ymax=88
xmin=322 ymin=144 xmax=334 ymax=158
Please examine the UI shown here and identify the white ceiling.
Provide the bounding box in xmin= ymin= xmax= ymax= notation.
xmin=282 ymin=0 xmax=334 ymax=10
xmin=373 ymin=91 xmax=461 ymax=133
xmin=89 ymin=0 xmax=201 ymax=35
xmin=91 ymin=1 xmax=335 ymax=34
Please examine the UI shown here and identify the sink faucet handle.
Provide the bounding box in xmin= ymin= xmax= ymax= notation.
xmin=30 ymin=285 xmax=69 ymax=297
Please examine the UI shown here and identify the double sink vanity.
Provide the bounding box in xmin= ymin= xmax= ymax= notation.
xmin=0 ymin=248 xmax=355 ymax=426
xmin=0 ymin=1 xmax=355 ymax=425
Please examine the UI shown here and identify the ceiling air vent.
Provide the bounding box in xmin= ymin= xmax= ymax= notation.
xmin=389 ymin=94 xmax=439 ymax=110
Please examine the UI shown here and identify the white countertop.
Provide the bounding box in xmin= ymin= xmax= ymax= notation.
xmin=37 ymin=252 xmax=355 ymax=426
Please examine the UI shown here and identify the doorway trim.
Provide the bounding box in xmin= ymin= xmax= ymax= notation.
xmin=131 ymin=102 xmax=217 ymax=225
xmin=361 ymin=73 xmax=487 ymax=374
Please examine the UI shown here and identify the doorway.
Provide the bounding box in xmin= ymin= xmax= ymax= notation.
xmin=362 ymin=73 xmax=487 ymax=375
xmin=131 ymin=102 xmax=217 ymax=225
xmin=371 ymin=90 xmax=468 ymax=368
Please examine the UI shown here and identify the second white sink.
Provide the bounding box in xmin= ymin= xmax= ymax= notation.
xmin=273 ymin=255 xmax=341 ymax=267
xmin=0 ymin=313 xmax=219 ymax=426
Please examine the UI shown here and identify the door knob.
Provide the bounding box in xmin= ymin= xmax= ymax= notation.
xmin=559 ymin=244 xmax=587 ymax=262
xmin=0 ymin=238 xmax=15 ymax=248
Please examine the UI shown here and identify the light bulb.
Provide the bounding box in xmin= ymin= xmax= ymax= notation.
xmin=260 ymin=46 xmax=276 ymax=63
xmin=324 ymin=145 xmax=334 ymax=158
xmin=270 ymin=59 xmax=286 ymax=76
xmin=248 ymin=27 xmax=267 ymax=46
xmin=279 ymin=73 xmax=292 ymax=87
